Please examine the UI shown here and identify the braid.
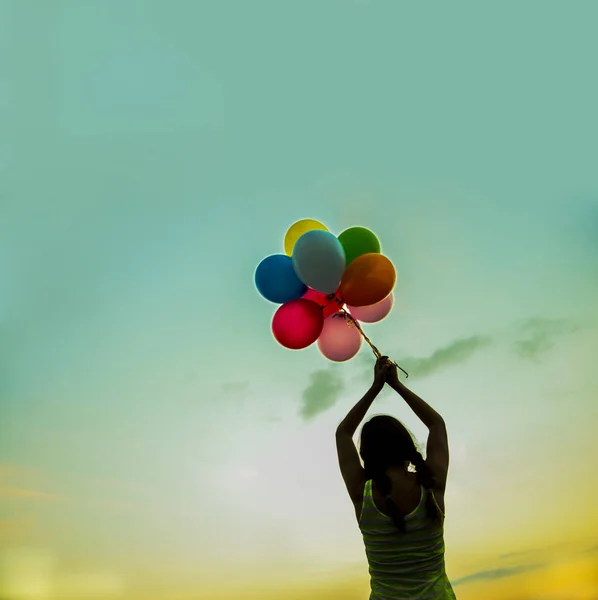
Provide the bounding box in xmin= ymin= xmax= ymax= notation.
xmin=359 ymin=415 xmax=444 ymax=534
xmin=367 ymin=464 xmax=406 ymax=533
xmin=411 ymin=450 xmax=442 ymax=526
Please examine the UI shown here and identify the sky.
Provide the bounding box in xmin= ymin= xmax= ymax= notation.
xmin=1 ymin=1 xmax=598 ymax=599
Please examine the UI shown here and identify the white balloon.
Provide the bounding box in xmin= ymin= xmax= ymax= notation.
xmin=292 ymin=230 xmax=346 ymax=294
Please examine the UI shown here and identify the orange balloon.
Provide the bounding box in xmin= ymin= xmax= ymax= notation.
xmin=339 ymin=253 xmax=396 ymax=307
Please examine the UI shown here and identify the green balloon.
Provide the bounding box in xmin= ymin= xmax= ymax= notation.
xmin=338 ymin=227 xmax=381 ymax=266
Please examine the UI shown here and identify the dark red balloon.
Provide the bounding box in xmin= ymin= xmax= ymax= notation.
xmin=272 ymin=299 xmax=324 ymax=350
xmin=302 ymin=288 xmax=344 ymax=318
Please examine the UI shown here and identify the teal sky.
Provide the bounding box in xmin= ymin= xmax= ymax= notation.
xmin=2 ymin=2 xmax=598 ymax=599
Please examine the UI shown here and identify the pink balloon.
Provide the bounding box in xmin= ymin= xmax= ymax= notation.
xmin=272 ymin=299 xmax=324 ymax=350
xmin=317 ymin=313 xmax=363 ymax=362
xmin=347 ymin=293 xmax=394 ymax=323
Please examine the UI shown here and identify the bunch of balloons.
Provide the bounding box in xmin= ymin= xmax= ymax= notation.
xmin=254 ymin=219 xmax=397 ymax=362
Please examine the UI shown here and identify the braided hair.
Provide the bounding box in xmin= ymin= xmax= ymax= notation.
xmin=359 ymin=415 xmax=442 ymax=533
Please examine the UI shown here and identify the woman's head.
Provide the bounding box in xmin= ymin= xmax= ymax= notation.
xmin=359 ymin=414 xmax=419 ymax=471
xmin=359 ymin=414 xmax=440 ymax=532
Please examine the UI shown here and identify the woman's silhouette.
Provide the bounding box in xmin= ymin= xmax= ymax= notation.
xmin=335 ymin=357 xmax=456 ymax=599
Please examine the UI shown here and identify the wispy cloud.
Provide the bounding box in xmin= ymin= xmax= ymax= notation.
xmin=0 ymin=462 xmax=134 ymax=511
xmin=397 ymin=335 xmax=492 ymax=379
xmin=299 ymin=369 xmax=344 ymax=421
xmin=222 ymin=381 xmax=250 ymax=394
xmin=296 ymin=318 xmax=579 ymax=421
xmin=514 ymin=317 xmax=581 ymax=360
xmin=0 ymin=515 xmax=37 ymax=538
xmin=0 ymin=463 xmax=64 ymax=502
xmin=0 ymin=485 xmax=63 ymax=501
xmin=580 ymin=544 xmax=598 ymax=556
xmin=499 ymin=550 xmax=532 ymax=560
xmin=452 ymin=562 xmax=546 ymax=587
xmin=0 ymin=514 xmax=41 ymax=547
xmin=498 ymin=541 xmax=566 ymax=561
xmin=264 ymin=415 xmax=282 ymax=424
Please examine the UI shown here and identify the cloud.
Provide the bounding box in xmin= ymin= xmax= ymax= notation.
xmin=299 ymin=369 xmax=345 ymax=421
xmin=0 ymin=515 xmax=37 ymax=538
xmin=0 ymin=463 xmax=131 ymax=511
xmin=221 ymin=381 xmax=250 ymax=394
xmin=499 ymin=549 xmax=540 ymax=560
xmin=0 ymin=485 xmax=63 ymax=501
xmin=352 ymin=351 xmax=377 ymax=382
xmin=0 ymin=463 xmax=26 ymax=478
xmin=0 ymin=464 xmax=64 ymax=502
xmin=452 ymin=562 xmax=546 ymax=587
xmin=296 ymin=320 xmax=576 ymax=421
xmin=264 ymin=415 xmax=282 ymax=424
xmin=499 ymin=541 xmax=567 ymax=561
xmin=514 ymin=317 xmax=582 ymax=360
xmin=396 ymin=335 xmax=492 ymax=379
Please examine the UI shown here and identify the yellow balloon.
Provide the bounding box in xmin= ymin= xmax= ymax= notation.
xmin=284 ymin=219 xmax=329 ymax=256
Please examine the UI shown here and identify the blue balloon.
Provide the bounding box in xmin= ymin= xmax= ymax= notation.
xmin=254 ymin=254 xmax=307 ymax=304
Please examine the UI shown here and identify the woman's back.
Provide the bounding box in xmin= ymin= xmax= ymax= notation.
xmin=357 ymin=471 xmax=456 ymax=600
xmin=335 ymin=360 xmax=456 ymax=599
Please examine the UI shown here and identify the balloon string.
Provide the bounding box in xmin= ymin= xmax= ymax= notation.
xmin=340 ymin=309 xmax=382 ymax=358
xmin=334 ymin=303 xmax=409 ymax=379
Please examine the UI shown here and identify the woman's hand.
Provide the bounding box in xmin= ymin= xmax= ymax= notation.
xmin=373 ymin=356 xmax=390 ymax=389
xmin=385 ymin=361 xmax=401 ymax=388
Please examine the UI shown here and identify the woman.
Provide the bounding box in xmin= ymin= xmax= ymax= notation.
xmin=335 ymin=357 xmax=456 ymax=599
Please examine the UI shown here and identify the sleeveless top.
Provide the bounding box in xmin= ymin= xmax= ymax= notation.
xmin=358 ymin=479 xmax=457 ymax=600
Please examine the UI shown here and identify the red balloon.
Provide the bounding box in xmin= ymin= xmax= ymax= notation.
xmin=272 ymin=299 xmax=324 ymax=350
xmin=302 ymin=288 xmax=344 ymax=318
